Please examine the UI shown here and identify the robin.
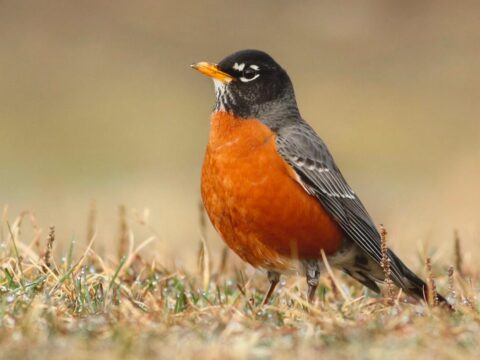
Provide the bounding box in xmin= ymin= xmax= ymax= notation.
xmin=191 ymin=49 xmax=447 ymax=306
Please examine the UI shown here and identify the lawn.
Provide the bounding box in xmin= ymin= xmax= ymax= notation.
xmin=0 ymin=207 xmax=479 ymax=360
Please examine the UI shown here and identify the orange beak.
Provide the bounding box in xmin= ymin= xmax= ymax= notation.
xmin=191 ymin=62 xmax=234 ymax=83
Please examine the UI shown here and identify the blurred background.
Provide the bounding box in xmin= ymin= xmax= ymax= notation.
xmin=1 ymin=1 xmax=479 ymax=269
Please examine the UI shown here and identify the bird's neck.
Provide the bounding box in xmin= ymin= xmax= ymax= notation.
xmin=214 ymin=92 xmax=301 ymax=133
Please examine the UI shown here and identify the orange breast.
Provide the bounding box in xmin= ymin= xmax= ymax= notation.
xmin=201 ymin=112 xmax=344 ymax=271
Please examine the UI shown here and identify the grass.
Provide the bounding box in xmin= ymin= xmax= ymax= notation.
xmin=1 ymin=206 xmax=480 ymax=359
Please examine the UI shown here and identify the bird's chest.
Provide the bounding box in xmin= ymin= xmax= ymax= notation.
xmin=201 ymin=112 xmax=344 ymax=270
xmin=201 ymin=113 xmax=289 ymax=226
xmin=201 ymin=113 xmax=294 ymax=266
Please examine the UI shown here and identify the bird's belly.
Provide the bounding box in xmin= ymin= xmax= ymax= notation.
xmin=201 ymin=113 xmax=344 ymax=271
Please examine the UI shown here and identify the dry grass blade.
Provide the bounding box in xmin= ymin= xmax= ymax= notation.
xmin=86 ymin=200 xmax=97 ymax=245
xmin=6 ymin=221 xmax=25 ymax=287
xmin=198 ymin=200 xmax=207 ymax=238
xmin=198 ymin=202 xmax=211 ymax=290
xmin=218 ymin=246 xmax=229 ymax=276
xmin=117 ymin=205 xmax=129 ymax=260
xmin=321 ymin=249 xmax=349 ymax=302
xmin=1 ymin=204 xmax=8 ymax=242
xmin=198 ymin=235 xmax=211 ymax=291
xmin=123 ymin=236 xmax=156 ymax=271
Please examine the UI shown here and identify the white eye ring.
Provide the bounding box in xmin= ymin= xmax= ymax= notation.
xmin=239 ymin=73 xmax=260 ymax=82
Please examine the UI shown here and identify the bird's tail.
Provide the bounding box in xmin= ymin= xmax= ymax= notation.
xmin=388 ymin=250 xmax=450 ymax=307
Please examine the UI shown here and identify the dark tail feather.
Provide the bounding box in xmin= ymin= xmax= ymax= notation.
xmin=343 ymin=268 xmax=381 ymax=293
xmin=389 ymin=250 xmax=451 ymax=309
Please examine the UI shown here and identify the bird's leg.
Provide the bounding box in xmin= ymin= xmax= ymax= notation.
xmin=262 ymin=271 xmax=280 ymax=305
xmin=303 ymin=260 xmax=320 ymax=304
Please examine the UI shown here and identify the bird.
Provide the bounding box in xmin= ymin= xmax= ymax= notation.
xmin=191 ymin=49 xmax=447 ymax=306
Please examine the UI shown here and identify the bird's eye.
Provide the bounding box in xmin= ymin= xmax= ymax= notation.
xmin=239 ymin=67 xmax=260 ymax=83
xmin=243 ymin=68 xmax=256 ymax=79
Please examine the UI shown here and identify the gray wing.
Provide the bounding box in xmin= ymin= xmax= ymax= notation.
xmin=275 ymin=120 xmax=409 ymax=288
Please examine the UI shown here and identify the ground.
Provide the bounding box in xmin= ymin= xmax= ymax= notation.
xmin=0 ymin=210 xmax=479 ymax=360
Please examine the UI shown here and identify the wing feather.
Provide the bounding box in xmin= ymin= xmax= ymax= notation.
xmin=273 ymin=119 xmax=450 ymax=305
xmin=275 ymin=121 xmax=408 ymax=287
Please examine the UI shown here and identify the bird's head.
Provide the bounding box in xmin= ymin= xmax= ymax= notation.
xmin=192 ymin=49 xmax=299 ymax=124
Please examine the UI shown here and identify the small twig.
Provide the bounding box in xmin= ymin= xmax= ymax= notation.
xmin=117 ymin=205 xmax=129 ymax=260
xmin=454 ymin=230 xmax=463 ymax=276
xmin=236 ymin=283 xmax=254 ymax=313
xmin=43 ymin=226 xmax=55 ymax=272
xmin=425 ymin=257 xmax=439 ymax=307
xmin=447 ymin=265 xmax=456 ymax=310
xmin=379 ymin=224 xmax=394 ymax=305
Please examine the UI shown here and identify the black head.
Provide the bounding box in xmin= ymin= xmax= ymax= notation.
xmin=192 ymin=49 xmax=299 ymax=125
